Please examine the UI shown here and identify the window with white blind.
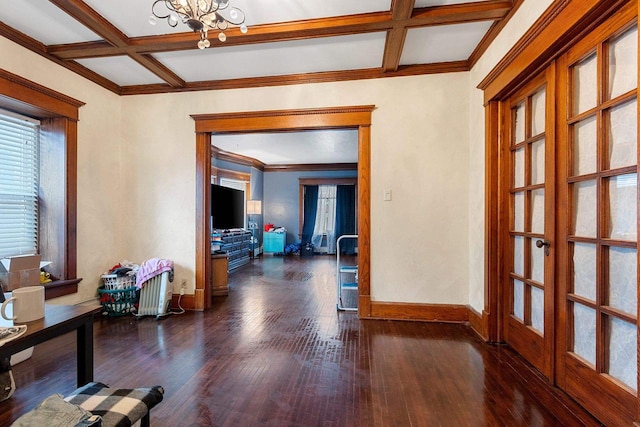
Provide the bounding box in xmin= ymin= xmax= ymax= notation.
xmin=219 ymin=177 xmax=247 ymax=227
xmin=0 ymin=109 xmax=40 ymax=259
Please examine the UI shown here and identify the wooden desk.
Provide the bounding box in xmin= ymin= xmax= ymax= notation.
xmin=0 ymin=304 xmax=101 ymax=387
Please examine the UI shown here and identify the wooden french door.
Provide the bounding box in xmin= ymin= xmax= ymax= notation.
xmin=500 ymin=4 xmax=638 ymax=425
xmin=502 ymin=69 xmax=555 ymax=379
xmin=555 ymin=11 xmax=638 ymax=427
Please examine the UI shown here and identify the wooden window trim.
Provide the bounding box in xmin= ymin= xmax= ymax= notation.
xmin=298 ymin=178 xmax=357 ymax=239
xmin=216 ymin=169 xmax=251 ymax=198
xmin=0 ymin=69 xmax=84 ymax=299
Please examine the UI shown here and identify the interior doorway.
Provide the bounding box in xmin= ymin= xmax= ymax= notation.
xmin=192 ymin=106 xmax=374 ymax=316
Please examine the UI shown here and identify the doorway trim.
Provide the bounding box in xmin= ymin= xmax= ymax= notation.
xmin=191 ymin=105 xmax=374 ymax=316
xmin=477 ymin=0 xmax=630 ymax=341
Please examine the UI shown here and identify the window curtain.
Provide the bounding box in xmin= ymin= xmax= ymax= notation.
xmin=311 ymin=185 xmax=337 ymax=254
xmin=335 ymin=185 xmax=356 ymax=254
xmin=301 ymin=185 xmax=318 ymax=243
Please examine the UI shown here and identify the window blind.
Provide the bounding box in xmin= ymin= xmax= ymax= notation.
xmin=0 ymin=109 xmax=40 ymax=259
xmin=219 ymin=178 xmax=247 ymax=227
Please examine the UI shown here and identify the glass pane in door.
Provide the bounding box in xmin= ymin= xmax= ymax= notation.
xmin=607 ymin=174 xmax=637 ymax=240
xmin=609 ymin=99 xmax=637 ymax=169
xmin=608 ymin=26 xmax=638 ymax=99
xmin=608 ymin=317 xmax=637 ymax=390
xmin=514 ymin=236 xmax=524 ymax=276
xmin=530 ymin=239 xmax=544 ymax=283
xmin=531 ymin=190 xmax=545 ymax=233
xmin=573 ymin=303 xmax=596 ymax=366
xmin=531 ymin=287 xmax=544 ymax=333
xmin=608 ymin=247 xmax=637 ymax=314
xmin=572 ymin=180 xmax=597 ymax=237
xmin=574 ymin=117 xmax=598 ymax=175
xmin=573 ymin=243 xmax=596 ymax=301
xmin=573 ymin=54 xmax=597 ymax=114
xmin=513 ymin=279 xmax=524 ymax=321
xmin=531 ymin=139 xmax=545 ymax=185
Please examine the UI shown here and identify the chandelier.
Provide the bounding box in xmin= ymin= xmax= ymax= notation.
xmin=150 ymin=0 xmax=248 ymax=49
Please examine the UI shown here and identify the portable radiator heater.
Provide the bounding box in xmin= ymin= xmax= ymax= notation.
xmin=136 ymin=271 xmax=173 ymax=318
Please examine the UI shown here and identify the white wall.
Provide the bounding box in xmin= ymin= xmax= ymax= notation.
xmin=121 ymin=74 xmax=472 ymax=304
xmin=467 ymin=0 xmax=555 ymax=312
xmin=1 ymin=0 xmax=551 ymax=309
xmin=0 ymin=37 xmax=124 ymax=304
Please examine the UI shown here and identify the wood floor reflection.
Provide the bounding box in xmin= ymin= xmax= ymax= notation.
xmin=2 ymin=255 xmax=601 ymax=426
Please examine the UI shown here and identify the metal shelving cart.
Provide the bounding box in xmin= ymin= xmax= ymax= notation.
xmin=336 ymin=234 xmax=358 ymax=311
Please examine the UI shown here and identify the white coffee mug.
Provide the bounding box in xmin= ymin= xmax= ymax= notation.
xmin=1 ymin=286 xmax=45 ymax=323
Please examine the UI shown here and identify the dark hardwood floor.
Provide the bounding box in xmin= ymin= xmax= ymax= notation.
xmin=1 ymin=255 xmax=602 ymax=426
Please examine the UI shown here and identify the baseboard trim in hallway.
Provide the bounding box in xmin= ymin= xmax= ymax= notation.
xmin=369 ymin=301 xmax=469 ymax=323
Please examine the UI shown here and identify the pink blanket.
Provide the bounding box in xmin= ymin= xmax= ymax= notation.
xmin=136 ymin=258 xmax=174 ymax=289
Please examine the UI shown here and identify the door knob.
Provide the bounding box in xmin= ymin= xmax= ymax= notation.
xmin=536 ymin=239 xmax=550 ymax=256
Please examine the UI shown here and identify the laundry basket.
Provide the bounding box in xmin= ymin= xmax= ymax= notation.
xmin=101 ymin=273 xmax=136 ymax=290
xmin=98 ymin=274 xmax=139 ymax=316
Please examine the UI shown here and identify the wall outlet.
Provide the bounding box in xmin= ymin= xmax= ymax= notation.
xmin=180 ymin=280 xmax=186 ymax=296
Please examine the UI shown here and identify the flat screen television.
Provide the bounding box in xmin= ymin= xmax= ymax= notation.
xmin=211 ymin=184 xmax=245 ymax=230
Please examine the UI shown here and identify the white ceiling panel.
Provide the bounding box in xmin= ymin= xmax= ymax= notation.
xmin=82 ymin=0 xmax=392 ymax=38
xmin=213 ymin=130 xmax=358 ymax=165
xmin=154 ymin=33 xmax=387 ymax=82
xmin=83 ymin=0 xmax=185 ymax=38
xmin=414 ymin=0 xmax=488 ymax=6
xmin=0 ymin=0 xmax=99 ymax=44
xmin=75 ymin=56 xmax=167 ymax=86
xmin=231 ymin=0 xmax=392 ymax=26
xmin=400 ymin=21 xmax=493 ymax=65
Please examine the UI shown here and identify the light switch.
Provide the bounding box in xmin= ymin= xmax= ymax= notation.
xmin=383 ymin=189 xmax=392 ymax=201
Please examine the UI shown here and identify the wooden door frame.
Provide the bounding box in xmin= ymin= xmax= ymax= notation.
xmin=191 ymin=106 xmax=374 ymax=315
xmin=478 ymin=0 xmax=631 ymax=342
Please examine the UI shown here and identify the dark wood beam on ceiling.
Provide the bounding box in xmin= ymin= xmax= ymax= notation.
xmin=48 ymin=0 xmax=185 ymax=88
xmin=46 ymin=2 xmax=511 ymax=60
xmin=382 ymin=0 xmax=416 ymax=72
xmin=120 ymin=61 xmax=469 ymax=95
xmin=409 ymin=1 xmax=513 ymax=27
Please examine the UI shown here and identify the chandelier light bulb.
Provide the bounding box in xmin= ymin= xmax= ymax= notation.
xmin=150 ymin=0 xmax=247 ymax=48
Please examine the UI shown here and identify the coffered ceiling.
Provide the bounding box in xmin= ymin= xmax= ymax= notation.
xmin=0 ymin=0 xmax=518 ymax=96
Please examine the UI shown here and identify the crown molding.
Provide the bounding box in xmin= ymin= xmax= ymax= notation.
xmin=266 ymin=163 xmax=358 ymax=172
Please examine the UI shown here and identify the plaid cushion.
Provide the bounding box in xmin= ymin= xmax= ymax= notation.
xmin=65 ymin=382 xmax=164 ymax=427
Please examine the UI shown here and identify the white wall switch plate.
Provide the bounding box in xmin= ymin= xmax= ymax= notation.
xmin=383 ymin=189 xmax=392 ymax=201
